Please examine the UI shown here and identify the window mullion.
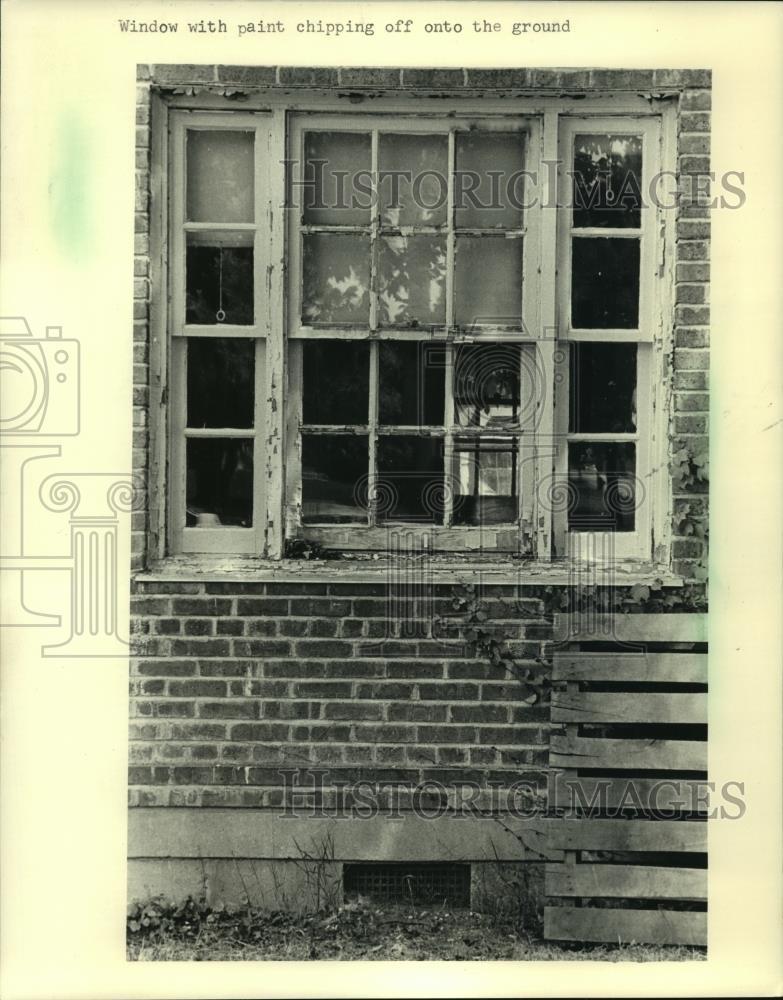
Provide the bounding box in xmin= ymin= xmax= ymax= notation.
xmin=368 ymin=340 xmax=379 ymax=527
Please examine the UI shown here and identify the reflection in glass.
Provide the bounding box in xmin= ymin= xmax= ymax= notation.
xmin=379 ymin=236 xmax=447 ymax=326
xmin=186 ymin=231 xmax=254 ymax=325
xmin=568 ymin=442 xmax=636 ymax=532
xmin=378 ymin=342 xmax=445 ymax=426
xmin=376 ymin=437 xmax=444 ymax=524
xmin=569 ymin=343 xmax=637 ymax=433
xmin=303 ymin=131 xmax=372 ymax=226
xmin=455 ymin=132 xmax=526 ymax=229
xmin=302 ymin=435 xmax=368 ymax=523
xmin=453 ymin=438 xmax=518 ymax=525
xmin=571 ymin=237 xmax=640 ymax=329
xmin=187 ymin=130 xmax=255 ymax=224
xmin=379 ymin=133 xmax=448 ymax=227
xmin=454 ymin=345 xmax=521 ymax=427
xmin=455 ymin=236 xmax=523 ymax=328
xmin=187 ymin=339 xmax=255 ymax=429
xmin=186 ymin=438 xmax=253 ymax=527
xmin=302 ymin=341 xmax=369 ymax=425
xmin=572 ymin=133 xmax=642 ymax=229
xmin=302 ymin=234 xmax=370 ymax=325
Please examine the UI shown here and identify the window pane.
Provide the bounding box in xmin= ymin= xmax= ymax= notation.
xmin=571 ymin=237 xmax=640 ymax=329
xmin=187 ymin=130 xmax=254 ymax=224
xmin=573 ymin=133 xmax=642 ymax=229
xmin=379 ymin=133 xmax=448 ymax=227
xmin=455 ymin=132 xmax=526 ymax=229
xmin=302 ymin=234 xmax=370 ymax=325
xmin=379 ymin=236 xmax=447 ymax=326
xmin=186 ymin=232 xmax=254 ymax=326
xmin=568 ymin=442 xmax=636 ymax=532
xmin=302 ymin=435 xmax=368 ymax=524
xmin=455 ymin=236 xmax=523 ymax=328
xmin=378 ymin=342 xmax=445 ymax=426
xmin=376 ymin=437 xmax=444 ymax=524
xmin=454 ymin=344 xmax=521 ymax=427
xmin=302 ymin=341 xmax=369 ymax=425
xmin=453 ymin=438 xmax=518 ymax=525
xmin=303 ymin=131 xmax=371 ymax=226
xmin=569 ymin=343 xmax=637 ymax=433
xmin=187 ymin=339 xmax=254 ymax=429
xmin=186 ymin=438 xmax=253 ymax=527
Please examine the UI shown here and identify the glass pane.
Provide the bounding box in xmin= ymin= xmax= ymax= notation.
xmin=187 ymin=130 xmax=254 ymax=224
xmin=379 ymin=236 xmax=447 ymax=326
xmin=378 ymin=342 xmax=445 ymax=426
xmin=187 ymin=339 xmax=254 ymax=429
xmin=453 ymin=438 xmax=518 ymax=525
xmin=186 ymin=438 xmax=253 ymax=527
xmin=302 ymin=234 xmax=370 ymax=325
xmin=455 ymin=236 xmax=523 ymax=328
xmin=573 ymin=133 xmax=642 ymax=229
xmin=379 ymin=133 xmax=448 ymax=227
xmin=186 ymin=231 xmax=253 ymax=326
xmin=571 ymin=237 xmax=640 ymax=329
xmin=568 ymin=442 xmax=636 ymax=532
xmin=454 ymin=345 xmax=521 ymax=427
xmin=303 ymin=131 xmax=371 ymax=226
xmin=302 ymin=435 xmax=368 ymax=524
xmin=302 ymin=341 xmax=369 ymax=425
xmin=376 ymin=437 xmax=444 ymax=524
xmin=455 ymin=132 xmax=526 ymax=229
xmin=569 ymin=343 xmax=637 ymax=433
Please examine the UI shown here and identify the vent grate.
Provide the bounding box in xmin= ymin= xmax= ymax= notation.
xmin=343 ymin=862 xmax=471 ymax=908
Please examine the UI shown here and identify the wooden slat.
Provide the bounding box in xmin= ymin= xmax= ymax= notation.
xmin=552 ymin=692 xmax=706 ymax=724
xmin=544 ymin=906 xmax=707 ymax=946
xmin=552 ymin=777 xmax=709 ymax=812
xmin=545 ymin=863 xmax=706 ymax=901
xmin=555 ymin=613 xmax=707 ymax=644
xmin=547 ymin=818 xmax=707 ymax=853
xmin=552 ymin=652 xmax=707 ymax=684
xmin=551 ymin=733 xmax=707 ymax=771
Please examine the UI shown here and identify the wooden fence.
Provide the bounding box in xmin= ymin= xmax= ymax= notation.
xmin=543 ymin=613 xmax=708 ymax=947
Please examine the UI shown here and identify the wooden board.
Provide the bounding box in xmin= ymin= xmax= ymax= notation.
xmin=550 ymin=733 xmax=707 ymax=771
xmin=545 ymin=863 xmax=706 ymax=901
xmin=544 ymin=905 xmax=707 ymax=946
xmin=552 ymin=652 xmax=707 ymax=684
xmin=547 ymin=818 xmax=707 ymax=853
xmin=551 ymin=691 xmax=706 ymax=725
xmin=551 ymin=776 xmax=710 ymax=813
xmin=554 ymin=613 xmax=708 ymax=645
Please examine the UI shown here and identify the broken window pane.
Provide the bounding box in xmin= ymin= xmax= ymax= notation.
xmin=568 ymin=442 xmax=636 ymax=532
xmin=454 ymin=344 xmax=521 ymax=427
xmin=187 ymin=130 xmax=255 ymax=224
xmin=379 ymin=236 xmax=447 ymax=327
xmin=455 ymin=131 xmax=526 ymax=229
xmin=301 ymin=435 xmax=368 ymax=523
xmin=453 ymin=438 xmax=518 ymax=525
xmin=571 ymin=237 xmax=640 ymax=329
xmin=572 ymin=133 xmax=642 ymax=229
xmin=302 ymin=341 xmax=369 ymax=425
xmin=186 ymin=438 xmax=253 ymax=527
xmin=376 ymin=437 xmax=445 ymax=524
xmin=187 ymin=338 xmax=255 ymax=429
xmin=378 ymin=342 xmax=446 ymax=426
xmin=302 ymin=234 xmax=370 ymax=325
xmin=186 ymin=231 xmax=254 ymax=325
xmin=454 ymin=236 xmax=523 ymax=328
xmin=303 ymin=131 xmax=372 ymax=226
xmin=569 ymin=343 xmax=637 ymax=433
xmin=379 ymin=133 xmax=448 ymax=227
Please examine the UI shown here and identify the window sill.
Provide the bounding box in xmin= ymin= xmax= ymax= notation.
xmin=136 ymin=555 xmax=684 ymax=588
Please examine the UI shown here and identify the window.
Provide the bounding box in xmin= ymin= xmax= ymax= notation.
xmin=162 ymin=100 xmax=671 ymax=564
